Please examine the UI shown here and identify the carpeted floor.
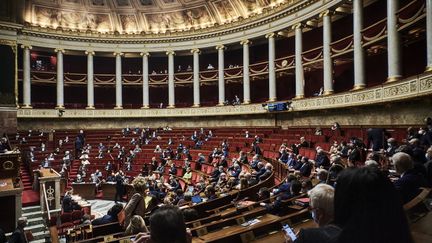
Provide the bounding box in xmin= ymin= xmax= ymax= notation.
xmin=22 ymin=190 xmax=40 ymax=207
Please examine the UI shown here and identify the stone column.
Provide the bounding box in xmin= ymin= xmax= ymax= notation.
xmin=386 ymin=0 xmax=402 ymax=82
xmin=216 ymin=45 xmax=225 ymax=105
xmin=294 ymin=24 xmax=305 ymax=99
xmin=167 ymin=50 xmax=175 ymax=108
xmin=241 ymin=40 xmax=251 ymax=104
xmin=54 ymin=48 xmax=65 ymax=109
xmin=427 ymin=0 xmax=432 ymax=72
xmin=266 ymin=33 xmax=277 ymax=102
xmin=353 ymin=0 xmax=365 ymax=89
xmin=85 ymin=51 xmax=95 ymax=109
xmin=141 ymin=52 xmax=150 ymax=109
xmin=114 ymin=52 xmax=123 ymax=109
xmin=321 ymin=11 xmax=334 ymax=95
xmin=22 ymin=45 xmax=32 ymax=108
xmin=191 ymin=48 xmax=201 ymax=107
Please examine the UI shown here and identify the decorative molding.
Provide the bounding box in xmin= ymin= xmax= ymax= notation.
xmin=17 ymin=73 xmax=432 ymax=119
xmin=0 ymin=0 xmax=339 ymax=51
xmin=85 ymin=51 xmax=95 ymax=55
xmin=191 ymin=48 xmax=201 ymax=54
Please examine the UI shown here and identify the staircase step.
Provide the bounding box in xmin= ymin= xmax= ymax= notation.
xmin=23 ymin=210 xmax=43 ymax=220
xmin=31 ymin=230 xmax=50 ymax=241
xmin=22 ymin=205 xmax=42 ymax=213
xmin=25 ymin=223 xmax=46 ymax=232
xmin=28 ymin=217 xmax=45 ymax=227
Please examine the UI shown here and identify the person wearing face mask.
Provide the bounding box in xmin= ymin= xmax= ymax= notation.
xmin=284 ymin=184 xmax=339 ymax=243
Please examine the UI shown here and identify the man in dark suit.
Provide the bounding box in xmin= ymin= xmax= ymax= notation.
xmin=393 ymin=152 xmax=427 ymax=204
xmin=315 ymin=149 xmax=330 ymax=169
xmin=259 ymin=163 xmax=273 ymax=181
xmin=367 ymin=128 xmax=389 ymax=151
xmin=9 ymin=217 xmax=28 ymax=243
xmin=114 ymin=171 xmax=125 ymax=203
xmin=285 ymin=184 xmax=340 ymax=243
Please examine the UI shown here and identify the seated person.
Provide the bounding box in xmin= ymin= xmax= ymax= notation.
xmin=125 ymin=215 xmax=148 ymax=235
xmin=285 ymin=184 xmax=338 ymax=243
xmin=133 ymin=205 xmax=190 ymax=243
xmin=261 ymin=180 xmax=302 ymax=215
xmin=393 ymin=152 xmax=427 ymax=204
xmin=315 ymin=149 xmax=330 ymax=169
xmin=92 ymin=203 xmax=124 ymax=225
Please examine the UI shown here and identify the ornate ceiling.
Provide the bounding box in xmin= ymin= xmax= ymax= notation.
xmin=25 ymin=0 xmax=292 ymax=34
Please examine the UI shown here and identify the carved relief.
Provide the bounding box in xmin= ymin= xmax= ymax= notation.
xmin=212 ymin=0 xmax=239 ymax=22
xmin=33 ymin=5 xmax=112 ymax=31
xmin=119 ymin=14 xmax=138 ymax=32
xmin=144 ymin=6 xmax=213 ymax=32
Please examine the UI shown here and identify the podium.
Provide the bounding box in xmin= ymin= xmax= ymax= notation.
xmin=37 ymin=168 xmax=61 ymax=213
xmin=0 ymin=152 xmax=23 ymax=232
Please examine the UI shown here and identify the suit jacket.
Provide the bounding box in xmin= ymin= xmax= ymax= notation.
xmin=8 ymin=228 xmax=27 ymax=243
xmin=294 ymin=224 xmax=341 ymax=243
xmin=367 ymin=128 xmax=386 ymax=151
xmin=259 ymin=169 xmax=272 ymax=181
xmin=394 ymin=170 xmax=427 ymax=204
xmin=124 ymin=193 xmax=145 ymax=227
xmin=315 ymin=154 xmax=330 ymax=169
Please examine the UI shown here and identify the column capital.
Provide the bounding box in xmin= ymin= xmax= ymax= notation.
xmin=113 ymin=52 xmax=124 ymax=56
xmin=191 ymin=48 xmax=201 ymax=54
xmin=20 ymin=44 xmax=32 ymax=50
xmin=166 ymin=50 xmax=175 ymax=55
xmin=140 ymin=52 xmax=150 ymax=56
xmin=54 ymin=48 xmax=65 ymax=53
xmin=319 ymin=10 xmax=333 ymax=18
xmin=265 ymin=33 xmax=275 ymax=39
xmin=292 ymin=23 xmax=304 ymax=30
xmin=85 ymin=50 xmax=95 ymax=56
xmin=215 ymin=44 xmax=226 ymax=50
xmin=240 ymin=39 xmax=251 ymax=45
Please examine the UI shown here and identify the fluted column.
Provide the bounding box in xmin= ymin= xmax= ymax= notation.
xmin=114 ymin=52 xmax=123 ymax=109
xmin=191 ymin=48 xmax=201 ymax=107
xmin=353 ymin=0 xmax=365 ymax=89
xmin=22 ymin=45 xmax=32 ymax=108
xmin=293 ymin=24 xmax=305 ymax=99
xmin=167 ymin=50 xmax=175 ymax=108
xmin=387 ymin=0 xmax=402 ymax=82
xmin=141 ymin=52 xmax=150 ymax=109
xmin=54 ymin=48 xmax=65 ymax=109
xmin=241 ymin=40 xmax=251 ymax=104
xmin=85 ymin=51 xmax=95 ymax=109
xmin=266 ymin=33 xmax=277 ymax=102
xmin=321 ymin=11 xmax=334 ymax=95
xmin=216 ymin=45 xmax=225 ymax=105
xmin=427 ymin=0 xmax=432 ymax=72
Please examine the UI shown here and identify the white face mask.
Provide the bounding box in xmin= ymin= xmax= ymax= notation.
xmin=311 ymin=210 xmax=319 ymax=224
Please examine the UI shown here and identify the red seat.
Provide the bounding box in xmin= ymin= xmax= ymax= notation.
xmin=71 ymin=210 xmax=83 ymax=225
xmin=60 ymin=212 xmax=72 ymax=224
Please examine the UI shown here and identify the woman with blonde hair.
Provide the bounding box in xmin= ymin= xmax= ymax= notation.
xmin=125 ymin=215 xmax=148 ymax=235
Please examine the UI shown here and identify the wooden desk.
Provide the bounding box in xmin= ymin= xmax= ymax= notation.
xmin=101 ymin=183 xmax=116 ymax=200
xmin=198 ymin=214 xmax=280 ymax=242
xmin=72 ymin=183 xmax=96 ymax=200
xmin=39 ymin=168 xmax=59 ymax=178
xmin=0 ymin=178 xmax=22 ymax=232
xmin=0 ymin=178 xmax=15 ymax=192
xmin=251 ymin=219 xmax=317 ymax=243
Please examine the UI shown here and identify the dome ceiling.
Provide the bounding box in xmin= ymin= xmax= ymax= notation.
xmin=25 ymin=0 xmax=292 ymax=34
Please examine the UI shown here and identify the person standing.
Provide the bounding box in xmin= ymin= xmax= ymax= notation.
xmin=115 ymin=171 xmax=125 ymax=203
